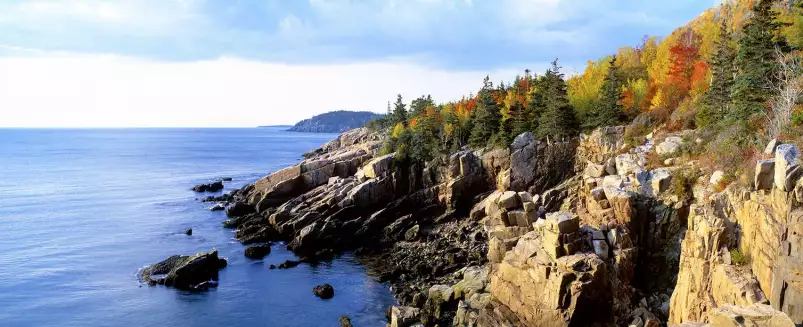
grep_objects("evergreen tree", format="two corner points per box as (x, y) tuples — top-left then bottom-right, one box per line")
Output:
(391, 94), (408, 127)
(409, 95), (434, 117)
(535, 59), (578, 140)
(591, 56), (624, 128)
(730, 0), (782, 122)
(469, 76), (501, 147)
(698, 19), (736, 127)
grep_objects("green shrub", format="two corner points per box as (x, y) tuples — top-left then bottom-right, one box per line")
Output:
(730, 249), (750, 266)
(670, 167), (699, 200)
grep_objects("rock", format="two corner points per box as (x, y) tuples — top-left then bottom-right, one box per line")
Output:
(603, 175), (625, 188)
(765, 139), (781, 155)
(404, 225), (420, 242)
(510, 132), (537, 191)
(796, 178), (803, 203)
(665, 158), (676, 166)
(652, 169), (672, 195)
(339, 316), (353, 327)
(452, 266), (489, 300)
(593, 239), (609, 260)
(544, 211), (579, 234)
(616, 154), (643, 176)
(755, 160), (776, 191)
(364, 153), (395, 179)
(141, 249), (228, 291)
(193, 181), (224, 192)
(657, 136), (684, 155)
(708, 304), (795, 327)
(390, 306), (420, 327)
(226, 202), (255, 217)
(630, 316), (644, 327)
(585, 161), (607, 178)
(518, 191), (533, 203)
(184, 228), (192, 236)
(210, 203), (225, 211)
(775, 144), (801, 191)
(497, 191), (520, 210)
(781, 165), (803, 192)
(244, 244), (271, 259)
(313, 284), (335, 299)
(710, 170), (725, 186)
(606, 157), (618, 175)
(428, 284), (455, 303)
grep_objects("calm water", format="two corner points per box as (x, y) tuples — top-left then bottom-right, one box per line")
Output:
(0, 128), (395, 327)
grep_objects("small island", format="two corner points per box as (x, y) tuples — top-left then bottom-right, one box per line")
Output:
(286, 110), (383, 133)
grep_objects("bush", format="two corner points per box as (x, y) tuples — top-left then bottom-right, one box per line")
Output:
(670, 167), (699, 200)
(730, 249), (750, 266)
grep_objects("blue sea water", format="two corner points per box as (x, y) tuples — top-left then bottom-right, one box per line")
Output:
(0, 128), (396, 327)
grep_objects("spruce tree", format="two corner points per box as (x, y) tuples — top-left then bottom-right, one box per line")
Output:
(730, 0), (781, 122)
(469, 76), (501, 147)
(536, 59), (578, 140)
(593, 56), (624, 128)
(699, 19), (736, 127)
(391, 94), (408, 127)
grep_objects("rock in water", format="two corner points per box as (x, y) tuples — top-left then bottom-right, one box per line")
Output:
(244, 244), (271, 259)
(313, 284), (335, 299)
(210, 203), (225, 211)
(184, 228), (192, 236)
(338, 316), (353, 327)
(141, 249), (227, 291)
(192, 181), (224, 192)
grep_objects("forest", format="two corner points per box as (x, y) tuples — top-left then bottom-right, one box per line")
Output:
(368, 0), (803, 180)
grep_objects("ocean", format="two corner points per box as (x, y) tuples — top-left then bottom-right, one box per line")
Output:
(0, 127), (395, 327)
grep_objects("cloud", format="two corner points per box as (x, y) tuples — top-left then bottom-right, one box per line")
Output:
(0, 0), (714, 69)
(0, 52), (541, 128)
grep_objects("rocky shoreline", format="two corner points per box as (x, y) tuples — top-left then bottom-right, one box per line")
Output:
(140, 126), (803, 327)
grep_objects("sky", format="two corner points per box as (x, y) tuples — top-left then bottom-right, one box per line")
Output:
(0, 0), (716, 127)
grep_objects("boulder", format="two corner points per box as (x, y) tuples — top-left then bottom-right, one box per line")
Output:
(339, 316), (353, 327)
(755, 160), (776, 191)
(141, 249), (228, 291)
(710, 171), (725, 186)
(775, 144), (801, 192)
(363, 153), (395, 179)
(797, 178), (803, 203)
(184, 228), (192, 236)
(765, 139), (781, 155)
(193, 181), (224, 192)
(313, 284), (335, 299)
(585, 161), (607, 178)
(390, 306), (421, 327)
(226, 202), (255, 217)
(429, 284), (455, 303)
(657, 136), (684, 155)
(652, 169), (672, 195)
(452, 266), (489, 300)
(210, 203), (225, 211)
(404, 225), (420, 242)
(510, 132), (537, 191)
(342, 177), (394, 208)
(244, 244), (271, 259)
(616, 154), (643, 176)
(707, 304), (795, 327)
(498, 191), (520, 210)
(593, 239), (610, 260)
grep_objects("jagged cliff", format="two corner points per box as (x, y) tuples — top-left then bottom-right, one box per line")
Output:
(212, 125), (803, 327)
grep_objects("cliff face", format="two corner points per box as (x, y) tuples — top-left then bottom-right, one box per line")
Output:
(219, 126), (803, 327)
(286, 111), (383, 133)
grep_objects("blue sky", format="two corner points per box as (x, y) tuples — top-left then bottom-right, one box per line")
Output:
(0, 0), (715, 127)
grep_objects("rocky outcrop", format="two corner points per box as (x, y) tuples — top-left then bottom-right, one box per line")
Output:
(313, 284), (335, 299)
(576, 126), (625, 171)
(141, 249), (228, 291)
(486, 211), (611, 326)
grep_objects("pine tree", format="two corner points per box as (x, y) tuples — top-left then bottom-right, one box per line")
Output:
(535, 59), (578, 140)
(591, 56), (624, 128)
(470, 76), (501, 147)
(698, 19), (736, 127)
(391, 94), (408, 127)
(730, 0), (782, 122)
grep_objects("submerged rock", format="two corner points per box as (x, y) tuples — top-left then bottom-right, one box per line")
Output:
(141, 249), (227, 291)
(338, 316), (353, 327)
(313, 284), (335, 299)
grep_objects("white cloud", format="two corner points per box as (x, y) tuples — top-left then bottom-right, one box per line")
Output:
(0, 52), (534, 127)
